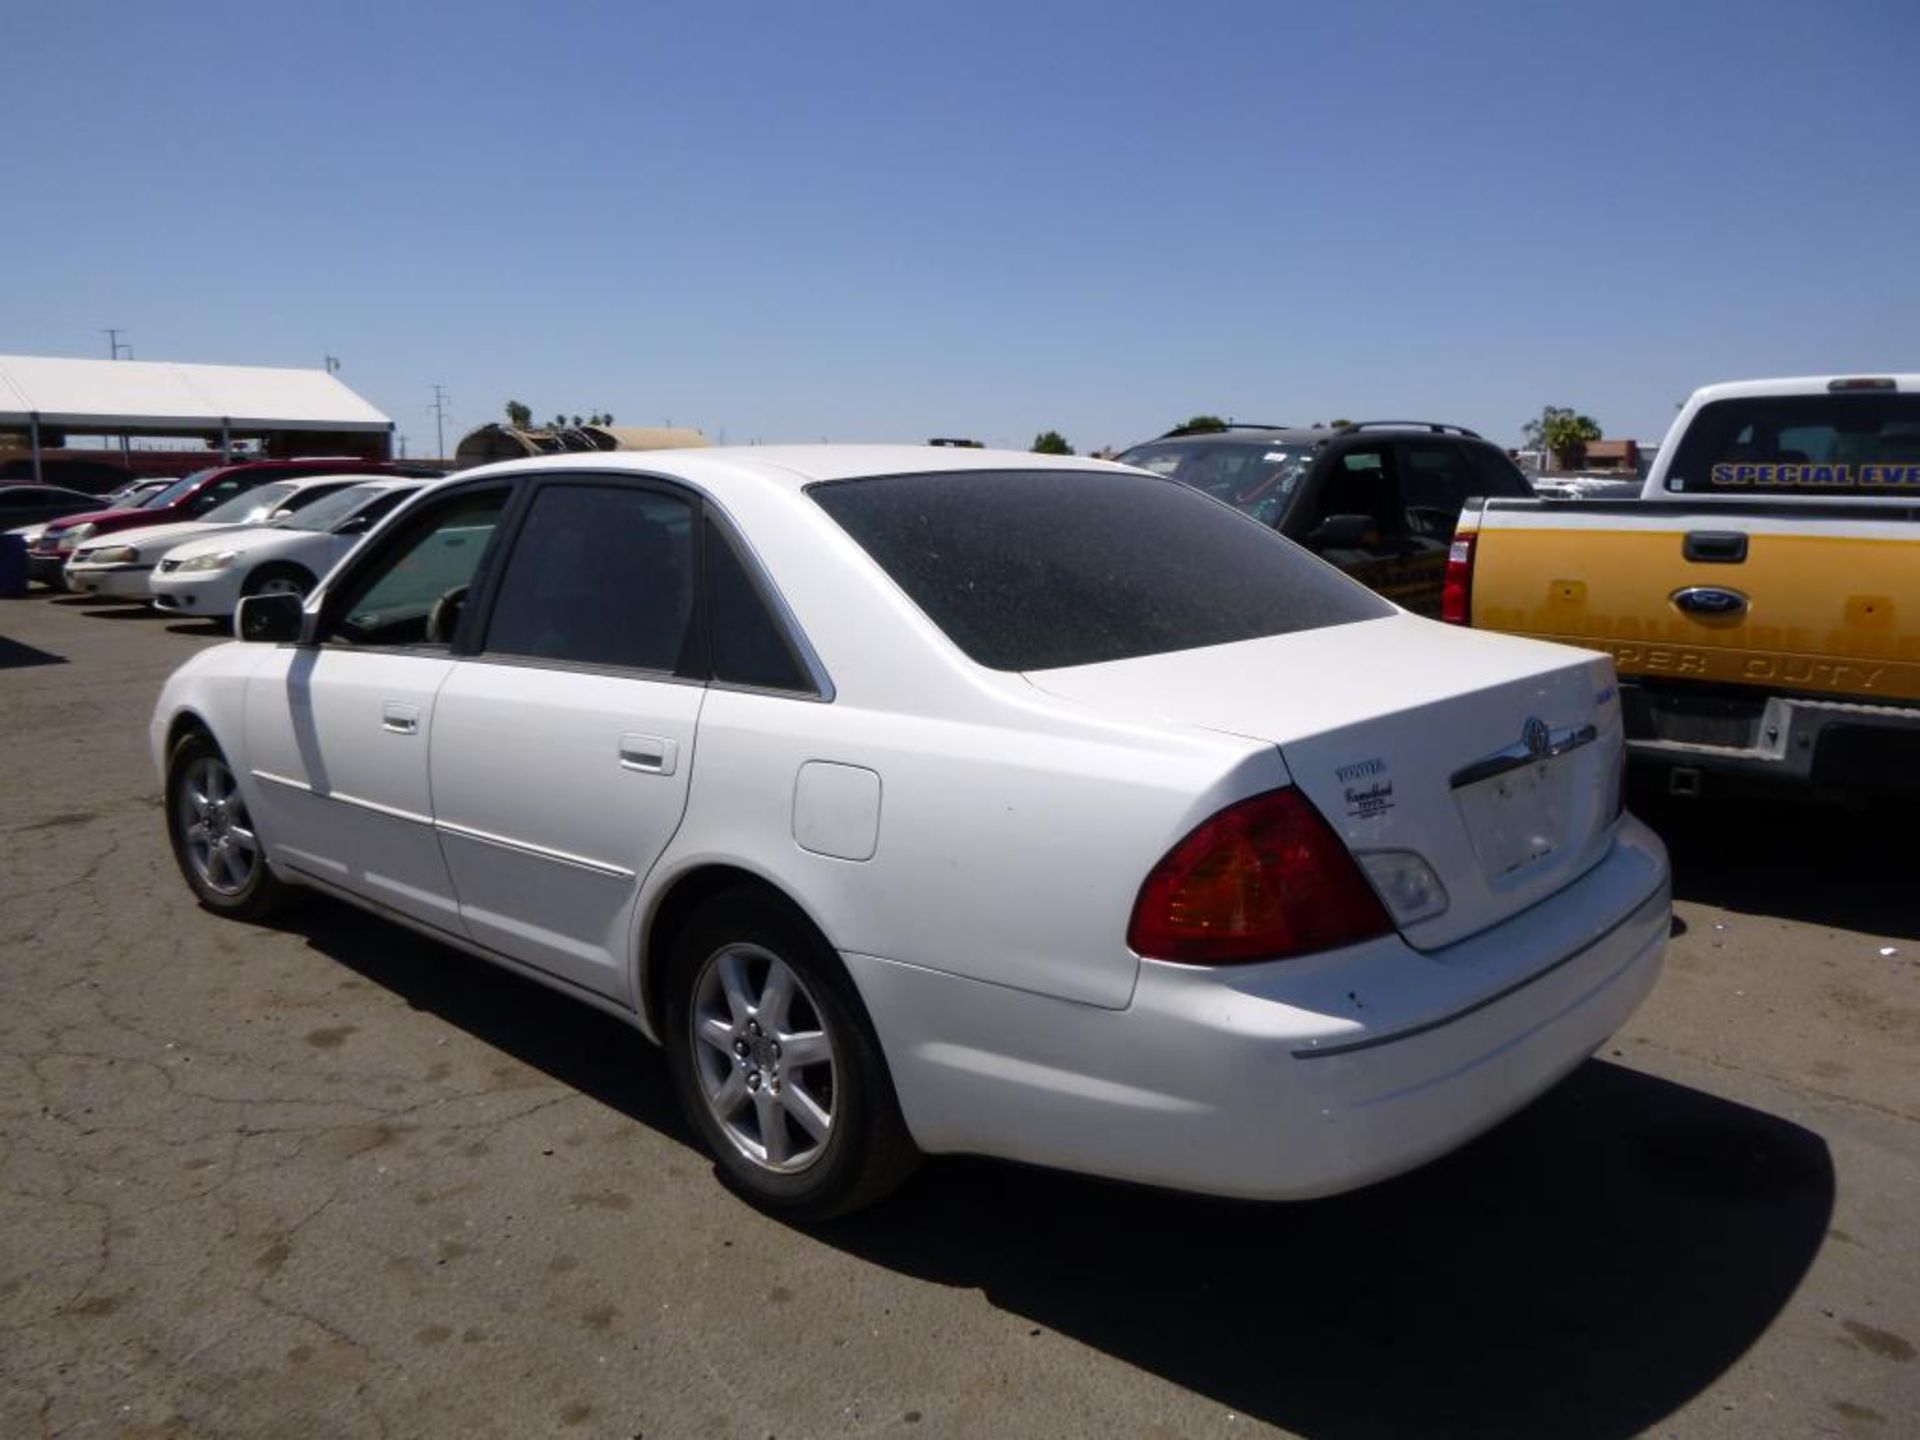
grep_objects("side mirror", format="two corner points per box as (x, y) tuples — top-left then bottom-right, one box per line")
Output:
(1306, 513), (1381, 549)
(235, 592), (305, 644)
(336, 514), (371, 535)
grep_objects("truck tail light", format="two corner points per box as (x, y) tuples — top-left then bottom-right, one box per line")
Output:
(1128, 788), (1392, 965)
(1441, 529), (1476, 625)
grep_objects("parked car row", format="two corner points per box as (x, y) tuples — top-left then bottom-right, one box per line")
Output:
(7, 457), (438, 612)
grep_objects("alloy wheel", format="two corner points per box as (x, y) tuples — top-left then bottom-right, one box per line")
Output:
(176, 755), (260, 896)
(689, 942), (838, 1173)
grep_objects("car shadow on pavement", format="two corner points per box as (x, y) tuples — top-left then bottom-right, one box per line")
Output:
(79, 604), (170, 620)
(825, 1063), (1832, 1440)
(0, 634), (68, 668)
(283, 895), (1833, 1440)
(164, 619), (232, 639)
(1639, 793), (1918, 940)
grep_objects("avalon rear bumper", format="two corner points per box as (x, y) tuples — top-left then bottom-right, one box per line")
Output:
(846, 816), (1669, 1201)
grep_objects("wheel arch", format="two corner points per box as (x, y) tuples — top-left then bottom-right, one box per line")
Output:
(637, 862), (847, 1042)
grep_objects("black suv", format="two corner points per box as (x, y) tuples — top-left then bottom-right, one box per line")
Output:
(1117, 421), (1534, 616)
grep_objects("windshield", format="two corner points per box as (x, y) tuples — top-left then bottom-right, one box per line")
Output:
(812, 469), (1391, 671)
(1117, 439), (1313, 525)
(283, 483), (392, 532)
(200, 481), (301, 525)
(147, 469), (219, 508)
(1665, 393), (1920, 494)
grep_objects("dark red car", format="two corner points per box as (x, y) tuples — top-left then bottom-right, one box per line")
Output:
(29, 458), (431, 588)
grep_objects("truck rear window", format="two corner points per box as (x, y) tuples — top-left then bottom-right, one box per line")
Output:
(811, 469), (1392, 672)
(1665, 394), (1920, 494)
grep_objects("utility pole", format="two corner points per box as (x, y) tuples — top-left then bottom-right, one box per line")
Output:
(430, 384), (451, 461)
(102, 330), (133, 467)
(324, 353), (341, 374)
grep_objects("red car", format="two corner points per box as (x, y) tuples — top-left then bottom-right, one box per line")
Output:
(29, 458), (429, 588)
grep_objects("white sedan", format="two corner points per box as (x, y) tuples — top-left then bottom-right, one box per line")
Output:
(150, 446), (1669, 1217)
(65, 474), (370, 600)
(151, 479), (424, 618)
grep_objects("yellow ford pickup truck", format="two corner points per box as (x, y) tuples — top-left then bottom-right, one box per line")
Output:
(1445, 374), (1920, 798)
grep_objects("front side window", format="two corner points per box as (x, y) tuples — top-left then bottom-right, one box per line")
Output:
(1666, 393), (1920, 493)
(812, 469), (1391, 672)
(1398, 444), (1477, 538)
(328, 489), (508, 647)
(482, 484), (697, 672)
(283, 483), (399, 532)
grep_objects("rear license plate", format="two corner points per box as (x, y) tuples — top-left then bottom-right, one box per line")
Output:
(1455, 760), (1567, 879)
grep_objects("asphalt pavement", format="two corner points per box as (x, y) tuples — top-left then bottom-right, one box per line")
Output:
(2, 593), (1915, 1440)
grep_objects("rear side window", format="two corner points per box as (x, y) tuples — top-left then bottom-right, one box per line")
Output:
(1467, 444), (1532, 496)
(705, 519), (814, 692)
(1397, 445), (1478, 539)
(1666, 394), (1920, 493)
(812, 469), (1392, 672)
(484, 484), (697, 672)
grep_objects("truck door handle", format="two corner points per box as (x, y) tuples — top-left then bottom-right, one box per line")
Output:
(1683, 531), (1748, 563)
(620, 734), (678, 776)
(381, 702), (420, 735)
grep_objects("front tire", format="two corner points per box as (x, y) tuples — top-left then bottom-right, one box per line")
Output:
(165, 730), (290, 920)
(241, 563), (316, 600)
(663, 888), (918, 1219)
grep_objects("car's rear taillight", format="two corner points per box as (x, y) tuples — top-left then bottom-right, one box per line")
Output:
(1440, 529), (1476, 624)
(1128, 788), (1392, 965)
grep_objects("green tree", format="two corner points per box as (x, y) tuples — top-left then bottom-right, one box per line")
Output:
(504, 399), (532, 429)
(1171, 414), (1229, 436)
(1522, 406), (1603, 467)
(1030, 430), (1074, 455)
(1330, 417), (1353, 429)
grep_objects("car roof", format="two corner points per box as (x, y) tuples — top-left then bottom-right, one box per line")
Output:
(269, 472), (405, 492)
(1686, 373), (1920, 404)
(1120, 423), (1490, 451)
(452, 444), (1137, 497)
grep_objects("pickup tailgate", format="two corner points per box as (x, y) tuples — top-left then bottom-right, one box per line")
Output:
(1469, 501), (1920, 704)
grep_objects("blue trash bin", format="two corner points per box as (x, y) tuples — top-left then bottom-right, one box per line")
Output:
(0, 533), (28, 598)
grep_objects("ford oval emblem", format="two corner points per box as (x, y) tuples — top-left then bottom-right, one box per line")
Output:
(1672, 586), (1748, 617)
(1522, 716), (1551, 757)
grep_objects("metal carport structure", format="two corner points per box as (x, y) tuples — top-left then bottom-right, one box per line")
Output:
(0, 354), (394, 482)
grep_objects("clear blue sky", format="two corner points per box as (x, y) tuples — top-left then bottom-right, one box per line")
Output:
(9, 0), (1916, 456)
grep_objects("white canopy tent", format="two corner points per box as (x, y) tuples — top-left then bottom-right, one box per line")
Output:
(0, 354), (393, 480)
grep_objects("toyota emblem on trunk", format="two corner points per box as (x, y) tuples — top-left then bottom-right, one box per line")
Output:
(1522, 716), (1551, 757)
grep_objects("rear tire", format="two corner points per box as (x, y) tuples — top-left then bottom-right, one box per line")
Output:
(165, 729), (290, 921)
(662, 887), (919, 1219)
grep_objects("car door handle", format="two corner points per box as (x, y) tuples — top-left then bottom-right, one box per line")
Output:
(382, 702), (420, 735)
(619, 733), (678, 776)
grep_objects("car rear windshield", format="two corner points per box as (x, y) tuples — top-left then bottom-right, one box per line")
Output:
(1665, 393), (1920, 494)
(810, 469), (1392, 671)
(1116, 439), (1314, 525)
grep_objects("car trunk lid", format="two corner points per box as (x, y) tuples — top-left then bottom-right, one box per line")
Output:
(1024, 614), (1623, 949)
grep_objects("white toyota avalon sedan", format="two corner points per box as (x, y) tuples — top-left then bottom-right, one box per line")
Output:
(151, 446), (1669, 1218)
